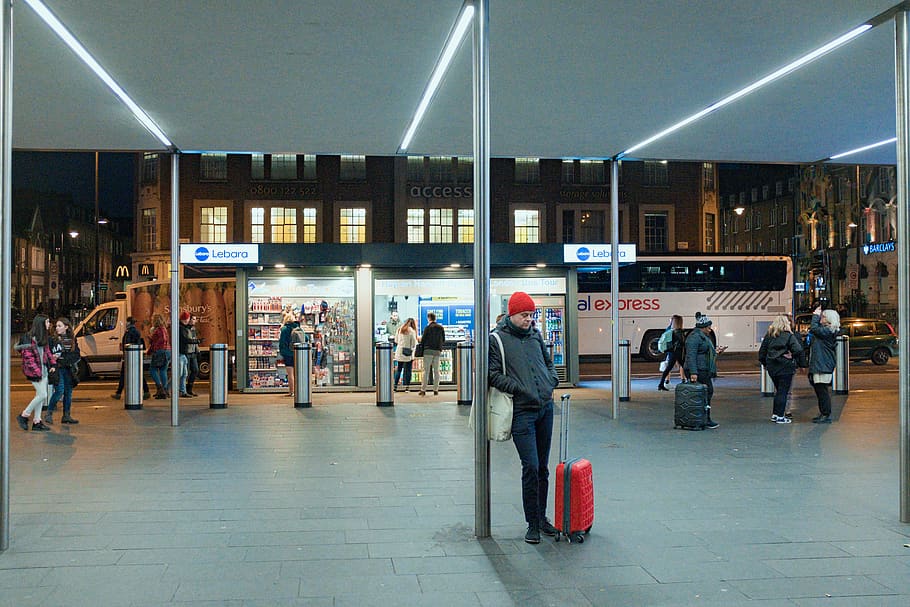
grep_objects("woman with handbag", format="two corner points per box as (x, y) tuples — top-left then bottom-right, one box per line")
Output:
(46, 317), (81, 425)
(758, 314), (804, 424)
(147, 313), (172, 399)
(393, 318), (418, 391)
(14, 314), (56, 431)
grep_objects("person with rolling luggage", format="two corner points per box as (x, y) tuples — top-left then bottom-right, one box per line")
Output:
(681, 314), (726, 429)
(554, 393), (594, 543)
(489, 291), (560, 544)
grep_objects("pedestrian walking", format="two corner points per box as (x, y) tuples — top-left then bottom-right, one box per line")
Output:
(148, 314), (171, 399)
(111, 316), (151, 400)
(657, 314), (686, 390)
(45, 317), (81, 424)
(14, 315), (56, 431)
(807, 305), (840, 423)
(758, 314), (804, 424)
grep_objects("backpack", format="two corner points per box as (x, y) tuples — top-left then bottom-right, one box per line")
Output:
(657, 328), (673, 353)
(290, 327), (308, 345)
(20, 337), (44, 381)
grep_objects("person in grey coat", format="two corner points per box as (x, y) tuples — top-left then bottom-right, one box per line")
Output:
(684, 314), (727, 429)
(489, 291), (559, 545)
(807, 306), (840, 423)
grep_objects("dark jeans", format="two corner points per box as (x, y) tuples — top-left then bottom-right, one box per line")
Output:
(47, 367), (74, 416)
(181, 353), (200, 393)
(695, 372), (714, 408)
(511, 401), (554, 525)
(659, 352), (681, 384)
(770, 372), (794, 417)
(812, 378), (832, 416)
(394, 360), (413, 386)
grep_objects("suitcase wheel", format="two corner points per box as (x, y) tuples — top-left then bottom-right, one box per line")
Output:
(568, 532), (584, 543)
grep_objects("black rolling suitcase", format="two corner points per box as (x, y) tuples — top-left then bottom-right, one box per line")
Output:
(674, 381), (708, 430)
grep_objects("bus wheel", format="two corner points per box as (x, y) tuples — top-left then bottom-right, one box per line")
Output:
(641, 330), (664, 362)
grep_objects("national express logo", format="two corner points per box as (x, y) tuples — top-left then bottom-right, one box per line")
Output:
(194, 246), (210, 262)
(575, 247), (591, 261)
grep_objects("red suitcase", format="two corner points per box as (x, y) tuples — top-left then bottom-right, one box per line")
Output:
(554, 393), (594, 543)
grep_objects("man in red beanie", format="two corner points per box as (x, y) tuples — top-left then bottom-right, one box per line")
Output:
(489, 291), (559, 544)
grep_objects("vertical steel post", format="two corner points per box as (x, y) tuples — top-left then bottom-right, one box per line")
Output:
(209, 344), (229, 409)
(610, 159), (620, 419)
(293, 342), (312, 408)
(760, 365), (775, 397)
(456, 341), (473, 406)
(375, 342), (394, 407)
(472, 0), (491, 539)
(616, 340), (631, 402)
(0, 0), (12, 553)
(124, 344), (144, 410)
(894, 10), (910, 523)
(170, 152), (180, 426)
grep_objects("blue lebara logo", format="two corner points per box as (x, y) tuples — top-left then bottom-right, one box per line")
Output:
(576, 247), (591, 261)
(194, 246), (210, 262)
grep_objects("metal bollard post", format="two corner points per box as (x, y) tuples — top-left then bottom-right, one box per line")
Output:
(293, 342), (312, 408)
(375, 342), (394, 407)
(760, 365), (774, 397)
(616, 339), (631, 402)
(546, 341), (554, 366)
(124, 344), (144, 410)
(456, 341), (473, 406)
(209, 344), (228, 409)
(833, 334), (849, 395)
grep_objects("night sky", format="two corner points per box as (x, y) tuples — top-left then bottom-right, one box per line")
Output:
(12, 151), (136, 219)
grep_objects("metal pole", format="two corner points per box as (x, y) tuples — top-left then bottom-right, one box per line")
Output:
(0, 0), (12, 553)
(456, 341), (473, 406)
(610, 159), (620, 419)
(94, 151), (100, 306)
(472, 0), (491, 539)
(894, 9), (910, 523)
(170, 152), (180, 426)
(375, 342), (394, 407)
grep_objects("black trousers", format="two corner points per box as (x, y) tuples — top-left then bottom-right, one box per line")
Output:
(812, 379), (832, 416)
(770, 372), (794, 417)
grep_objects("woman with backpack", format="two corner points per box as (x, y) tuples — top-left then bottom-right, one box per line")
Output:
(14, 314), (57, 431)
(45, 317), (81, 425)
(657, 314), (686, 390)
(758, 314), (804, 424)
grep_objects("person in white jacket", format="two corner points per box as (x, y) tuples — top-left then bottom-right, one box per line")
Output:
(393, 318), (419, 391)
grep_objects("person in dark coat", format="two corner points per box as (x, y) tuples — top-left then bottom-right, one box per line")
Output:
(684, 314), (726, 429)
(418, 312), (446, 396)
(758, 314), (804, 424)
(807, 306), (840, 423)
(112, 316), (151, 400)
(278, 311), (300, 397)
(489, 291), (559, 544)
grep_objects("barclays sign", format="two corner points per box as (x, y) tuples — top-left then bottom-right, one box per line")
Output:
(563, 243), (637, 264)
(180, 243), (259, 265)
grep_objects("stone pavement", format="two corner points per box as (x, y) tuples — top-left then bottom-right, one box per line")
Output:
(2, 373), (909, 606)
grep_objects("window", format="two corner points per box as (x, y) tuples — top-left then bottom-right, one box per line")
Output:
(705, 213), (715, 252)
(788, 178), (796, 192)
(270, 207), (297, 243)
(83, 307), (119, 335)
(577, 210), (605, 242)
(200, 206), (228, 242)
(770, 238), (776, 252)
(141, 153), (159, 186)
(407, 209), (424, 243)
(739, 191), (745, 205)
(703, 163), (715, 190)
(729, 194), (736, 206)
(339, 207), (367, 243)
(768, 205), (776, 227)
(744, 213), (751, 231)
(271, 154), (297, 180)
(644, 161), (668, 186)
(776, 181), (783, 196)
(141, 208), (157, 251)
(753, 208), (761, 230)
(251, 154), (265, 180)
(302, 155), (317, 181)
(429, 156), (455, 183)
(643, 212), (668, 251)
(340, 155), (366, 181)
(457, 209), (474, 243)
(514, 158), (540, 184)
(407, 156), (424, 182)
(429, 208), (453, 243)
(300, 208), (317, 243)
(251, 207), (265, 243)
(762, 185), (769, 200)
(562, 160), (575, 184)
(579, 160), (606, 185)
(576, 261), (790, 294)
(200, 153), (227, 180)
(751, 188), (758, 202)
(780, 205), (788, 225)
(514, 209), (540, 243)
(783, 237), (790, 253)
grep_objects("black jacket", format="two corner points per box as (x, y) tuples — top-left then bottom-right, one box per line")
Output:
(488, 318), (558, 412)
(758, 331), (802, 377)
(420, 321), (446, 351)
(808, 314), (839, 374)
(178, 322), (200, 355)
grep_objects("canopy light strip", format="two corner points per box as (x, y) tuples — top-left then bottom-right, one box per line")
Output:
(399, 3), (474, 151)
(620, 23), (872, 157)
(828, 137), (897, 160)
(23, 0), (172, 148)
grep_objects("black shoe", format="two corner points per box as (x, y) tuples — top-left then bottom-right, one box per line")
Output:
(657, 385), (669, 391)
(17, 415), (29, 431)
(812, 414), (832, 424)
(188, 391), (198, 397)
(524, 525), (541, 544)
(31, 421), (50, 432)
(540, 519), (559, 537)
(110, 393), (121, 400)
(45, 413), (53, 425)
(705, 420), (719, 429)
(61, 415), (79, 424)
(179, 392), (191, 398)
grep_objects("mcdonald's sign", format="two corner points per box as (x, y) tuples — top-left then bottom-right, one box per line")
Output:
(115, 265), (130, 278)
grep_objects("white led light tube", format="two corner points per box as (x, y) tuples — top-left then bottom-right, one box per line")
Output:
(829, 137), (896, 160)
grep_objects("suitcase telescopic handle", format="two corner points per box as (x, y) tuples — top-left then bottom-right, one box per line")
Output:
(559, 393), (571, 463)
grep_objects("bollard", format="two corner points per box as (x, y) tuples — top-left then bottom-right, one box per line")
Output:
(833, 334), (849, 395)
(124, 344), (144, 410)
(375, 342), (394, 407)
(546, 341), (555, 366)
(456, 341), (473, 406)
(293, 342), (312, 408)
(209, 344), (228, 409)
(760, 365), (774, 397)
(616, 339), (631, 402)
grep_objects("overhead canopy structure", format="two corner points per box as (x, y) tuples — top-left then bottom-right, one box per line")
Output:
(12, 0), (902, 164)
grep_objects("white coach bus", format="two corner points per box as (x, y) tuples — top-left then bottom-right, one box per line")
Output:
(577, 255), (793, 361)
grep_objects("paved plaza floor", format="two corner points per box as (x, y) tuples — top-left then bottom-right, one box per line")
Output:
(2, 373), (909, 606)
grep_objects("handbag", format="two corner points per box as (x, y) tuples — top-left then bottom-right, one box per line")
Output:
(469, 332), (514, 442)
(47, 367), (60, 386)
(414, 342), (424, 357)
(659, 359), (669, 373)
(400, 347), (413, 357)
(151, 350), (168, 369)
(69, 361), (82, 386)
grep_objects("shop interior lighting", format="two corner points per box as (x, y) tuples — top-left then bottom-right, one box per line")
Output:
(23, 0), (173, 148)
(828, 137), (897, 160)
(620, 23), (872, 158)
(399, 3), (474, 151)
(274, 263), (286, 269)
(535, 263), (547, 268)
(450, 263), (461, 268)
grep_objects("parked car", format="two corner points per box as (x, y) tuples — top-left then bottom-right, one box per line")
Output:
(839, 317), (898, 365)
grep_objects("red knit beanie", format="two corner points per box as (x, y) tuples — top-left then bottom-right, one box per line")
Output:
(508, 291), (536, 316)
(180, 311), (191, 322)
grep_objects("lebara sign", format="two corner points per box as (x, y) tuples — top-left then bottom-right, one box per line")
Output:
(563, 244), (637, 264)
(179, 243), (259, 265)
